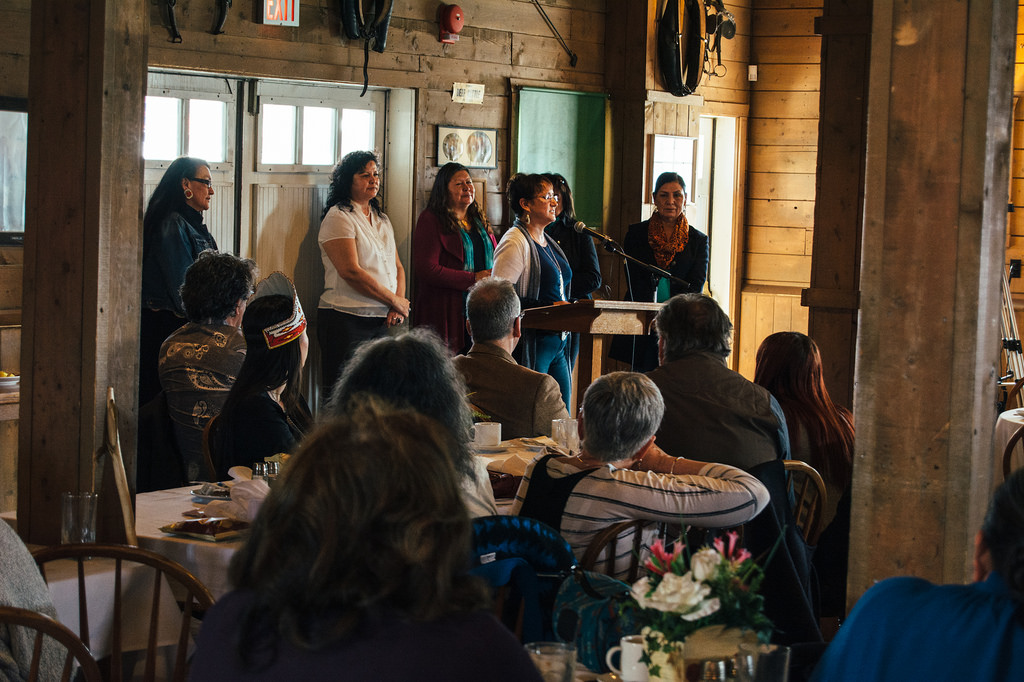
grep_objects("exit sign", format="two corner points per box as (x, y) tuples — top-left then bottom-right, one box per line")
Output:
(263, 0), (299, 26)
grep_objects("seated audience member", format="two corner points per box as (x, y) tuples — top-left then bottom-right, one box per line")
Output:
(328, 328), (498, 517)
(512, 371), (770, 578)
(754, 331), (854, 527)
(190, 402), (542, 682)
(158, 250), (257, 480)
(649, 293), (790, 469)
(811, 467), (1024, 682)
(0, 523), (64, 680)
(209, 273), (312, 478)
(453, 278), (568, 439)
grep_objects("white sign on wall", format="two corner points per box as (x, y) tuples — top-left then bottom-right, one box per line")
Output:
(263, 0), (299, 26)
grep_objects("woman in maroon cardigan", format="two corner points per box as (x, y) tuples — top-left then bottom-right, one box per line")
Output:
(412, 163), (496, 354)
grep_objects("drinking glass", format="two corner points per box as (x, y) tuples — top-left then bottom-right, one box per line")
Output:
(524, 641), (576, 682)
(60, 492), (98, 544)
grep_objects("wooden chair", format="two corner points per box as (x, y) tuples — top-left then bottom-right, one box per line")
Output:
(31, 543), (215, 682)
(1002, 422), (1024, 481)
(579, 519), (657, 583)
(1005, 376), (1024, 411)
(201, 414), (219, 481)
(783, 460), (828, 545)
(0, 605), (103, 682)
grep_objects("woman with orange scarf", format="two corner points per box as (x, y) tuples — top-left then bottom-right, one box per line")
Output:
(617, 171), (708, 371)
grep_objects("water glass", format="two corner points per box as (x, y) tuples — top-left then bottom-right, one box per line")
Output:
(524, 641), (576, 682)
(551, 418), (579, 455)
(60, 492), (98, 544)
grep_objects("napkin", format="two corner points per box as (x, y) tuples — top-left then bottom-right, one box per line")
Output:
(204, 479), (270, 522)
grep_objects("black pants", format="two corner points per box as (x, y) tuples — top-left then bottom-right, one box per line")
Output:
(317, 308), (387, 403)
(139, 308), (185, 408)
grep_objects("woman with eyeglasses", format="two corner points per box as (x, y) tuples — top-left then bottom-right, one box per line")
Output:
(492, 173), (573, 409)
(140, 156), (219, 407)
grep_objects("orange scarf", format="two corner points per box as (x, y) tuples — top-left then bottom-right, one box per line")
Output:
(648, 212), (690, 269)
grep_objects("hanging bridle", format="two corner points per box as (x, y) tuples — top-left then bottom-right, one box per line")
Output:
(341, 0), (396, 97)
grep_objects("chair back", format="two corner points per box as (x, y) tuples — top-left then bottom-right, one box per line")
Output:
(201, 414), (219, 481)
(1003, 422), (1024, 481)
(469, 515), (577, 642)
(1005, 377), (1024, 411)
(31, 543), (215, 682)
(0, 605), (103, 682)
(578, 519), (652, 583)
(784, 460), (828, 546)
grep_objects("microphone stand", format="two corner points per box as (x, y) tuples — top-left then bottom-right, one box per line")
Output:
(599, 238), (690, 291)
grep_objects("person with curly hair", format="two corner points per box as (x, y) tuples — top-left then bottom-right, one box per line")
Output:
(317, 150), (408, 398)
(190, 401), (541, 681)
(412, 162), (495, 353)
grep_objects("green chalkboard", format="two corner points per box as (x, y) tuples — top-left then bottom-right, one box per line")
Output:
(516, 87), (607, 228)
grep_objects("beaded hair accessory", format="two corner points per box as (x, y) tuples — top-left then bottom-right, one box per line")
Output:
(252, 272), (307, 349)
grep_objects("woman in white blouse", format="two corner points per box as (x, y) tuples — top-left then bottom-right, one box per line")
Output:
(317, 151), (409, 397)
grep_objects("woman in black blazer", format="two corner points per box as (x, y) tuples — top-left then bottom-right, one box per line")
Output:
(616, 171), (708, 372)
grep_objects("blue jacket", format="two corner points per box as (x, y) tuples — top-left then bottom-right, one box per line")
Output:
(141, 206), (217, 316)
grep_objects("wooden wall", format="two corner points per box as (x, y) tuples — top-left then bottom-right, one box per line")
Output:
(1008, 2), (1024, 326)
(737, 0), (822, 377)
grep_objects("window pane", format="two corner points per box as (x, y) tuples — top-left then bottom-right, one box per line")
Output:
(188, 99), (226, 163)
(0, 111), (27, 233)
(339, 109), (375, 158)
(143, 96), (181, 160)
(302, 106), (336, 165)
(261, 104), (297, 164)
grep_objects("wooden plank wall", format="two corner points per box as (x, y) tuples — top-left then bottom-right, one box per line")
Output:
(1008, 1), (1024, 338)
(738, 0), (822, 378)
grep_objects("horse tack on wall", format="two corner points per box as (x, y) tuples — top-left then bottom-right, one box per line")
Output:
(341, 0), (396, 97)
(163, 0), (237, 43)
(657, 0), (737, 97)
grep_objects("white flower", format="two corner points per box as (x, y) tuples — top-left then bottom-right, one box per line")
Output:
(681, 596), (721, 621)
(690, 548), (722, 582)
(631, 571), (712, 613)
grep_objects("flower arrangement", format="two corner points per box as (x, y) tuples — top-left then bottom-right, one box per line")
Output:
(627, 531), (773, 675)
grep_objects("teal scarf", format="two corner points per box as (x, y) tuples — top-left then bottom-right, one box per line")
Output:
(458, 218), (494, 271)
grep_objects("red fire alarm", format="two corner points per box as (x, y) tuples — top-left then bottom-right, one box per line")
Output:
(438, 4), (464, 44)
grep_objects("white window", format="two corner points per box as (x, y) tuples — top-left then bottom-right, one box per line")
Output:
(143, 95), (228, 163)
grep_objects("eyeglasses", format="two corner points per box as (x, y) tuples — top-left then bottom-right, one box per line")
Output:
(535, 193), (556, 202)
(188, 177), (213, 187)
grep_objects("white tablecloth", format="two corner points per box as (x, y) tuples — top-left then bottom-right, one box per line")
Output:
(995, 409), (1024, 488)
(135, 487), (243, 600)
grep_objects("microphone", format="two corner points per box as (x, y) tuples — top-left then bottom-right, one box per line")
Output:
(572, 220), (615, 243)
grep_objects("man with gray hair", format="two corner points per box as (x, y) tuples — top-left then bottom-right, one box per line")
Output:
(512, 371), (769, 577)
(453, 277), (567, 439)
(649, 293), (790, 470)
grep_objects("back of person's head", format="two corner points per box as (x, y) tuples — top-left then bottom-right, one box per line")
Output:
(466, 277), (520, 343)
(223, 295), (304, 409)
(754, 332), (820, 398)
(229, 400), (488, 660)
(582, 372), (665, 462)
(506, 173), (550, 219)
(143, 156), (210, 230)
(544, 172), (575, 219)
(982, 467), (1024, 617)
(328, 328), (475, 478)
(655, 293), (732, 362)
(322, 150), (380, 218)
(180, 250), (257, 324)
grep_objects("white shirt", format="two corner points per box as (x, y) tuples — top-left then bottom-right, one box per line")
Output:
(317, 205), (398, 317)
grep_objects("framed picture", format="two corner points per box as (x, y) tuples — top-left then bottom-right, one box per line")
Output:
(437, 125), (498, 168)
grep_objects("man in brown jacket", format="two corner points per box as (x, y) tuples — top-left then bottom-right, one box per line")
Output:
(453, 278), (568, 439)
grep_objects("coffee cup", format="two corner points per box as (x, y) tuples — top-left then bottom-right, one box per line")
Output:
(606, 634), (648, 681)
(473, 421), (501, 447)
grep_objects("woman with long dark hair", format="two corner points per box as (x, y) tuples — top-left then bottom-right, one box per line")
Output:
(317, 150), (408, 397)
(613, 171), (708, 372)
(754, 331), (854, 526)
(492, 173), (573, 408)
(209, 274), (312, 479)
(140, 156), (218, 406)
(190, 401), (541, 681)
(412, 162), (495, 353)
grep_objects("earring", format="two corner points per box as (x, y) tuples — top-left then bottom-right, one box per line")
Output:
(184, 188), (194, 200)
(523, 212), (531, 225)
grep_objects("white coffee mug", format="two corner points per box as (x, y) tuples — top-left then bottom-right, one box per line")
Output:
(606, 634), (648, 682)
(473, 421), (501, 447)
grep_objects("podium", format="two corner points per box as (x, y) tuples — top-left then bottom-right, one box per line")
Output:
(521, 300), (663, 412)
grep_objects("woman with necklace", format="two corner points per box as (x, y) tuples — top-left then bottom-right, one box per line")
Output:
(492, 173), (573, 409)
(615, 171), (708, 372)
(317, 150), (409, 398)
(209, 273), (312, 479)
(412, 162), (495, 354)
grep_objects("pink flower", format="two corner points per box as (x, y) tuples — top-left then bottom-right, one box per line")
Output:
(644, 539), (684, 576)
(713, 531), (751, 566)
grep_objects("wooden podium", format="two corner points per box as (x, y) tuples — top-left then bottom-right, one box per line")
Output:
(521, 300), (663, 412)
